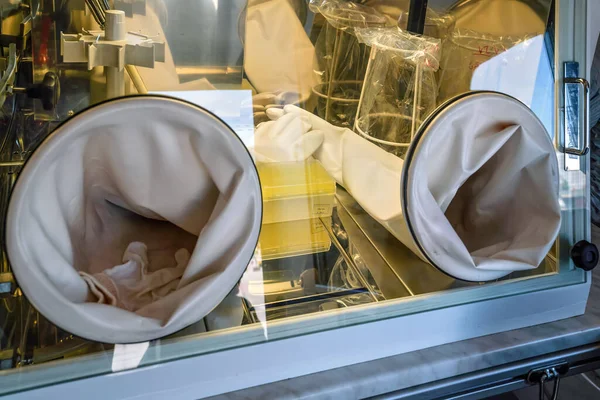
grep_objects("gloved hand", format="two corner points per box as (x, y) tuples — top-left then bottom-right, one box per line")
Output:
(253, 112), (324, 163)
(265, 105), (346, 183)
(80, 242), (190, 312)
(265, 105), (405, 236)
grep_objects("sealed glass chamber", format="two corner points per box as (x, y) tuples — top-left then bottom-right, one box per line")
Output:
(0, 0), (594, 398)
(310, 0), (392, 128)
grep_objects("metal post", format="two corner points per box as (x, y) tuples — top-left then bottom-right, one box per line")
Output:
(406, 0), (428, 35)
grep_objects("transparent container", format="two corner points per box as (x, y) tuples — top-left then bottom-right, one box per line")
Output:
(354, 28), (441, 157)
(310, 0), (391, 128)
(437, 28), (533, 103)
(258, 217), (332, 261)
(259, 159), (336, 224)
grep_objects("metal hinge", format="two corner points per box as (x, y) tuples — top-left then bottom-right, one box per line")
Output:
(527, 361), (569, 400)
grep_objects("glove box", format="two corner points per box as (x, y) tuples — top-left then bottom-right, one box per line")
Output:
(0, 0), (597, 398)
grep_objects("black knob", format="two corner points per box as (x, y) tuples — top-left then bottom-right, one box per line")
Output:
(26, 72), (60, 111)
(571, 240), (599, 271)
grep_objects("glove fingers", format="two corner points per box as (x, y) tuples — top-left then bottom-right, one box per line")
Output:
(267, 113), (300, 140)
(254, 120), (275, 141)
(292, 130), (325, 160)
(266, 107), (285, 121)
(279, 115), (312, 143)
(282, 104), (312, 117)
(282, 105), (334, 132)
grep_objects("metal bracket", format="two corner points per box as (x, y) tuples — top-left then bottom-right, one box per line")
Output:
(527, 361), (569, 400)
(0, 3), (32, 51)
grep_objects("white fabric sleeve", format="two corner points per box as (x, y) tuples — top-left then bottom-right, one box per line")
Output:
(269, 98), (560, 282)
(6, 97), (262, 343)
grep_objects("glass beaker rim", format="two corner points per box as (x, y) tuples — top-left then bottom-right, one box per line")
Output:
(355, 113), (417, 147)
(312, 81), (363, 103)
(448, 35), (509, 53)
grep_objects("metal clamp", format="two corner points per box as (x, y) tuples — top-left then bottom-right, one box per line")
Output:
(539, 367), (560, 400)
(527, 362), (569, 400)
(563, 62), (590, 156)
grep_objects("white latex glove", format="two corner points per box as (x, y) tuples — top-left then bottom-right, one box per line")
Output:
(253, 112), (324, 163)
(80, 242), (190, 312)
(266, 106), (407, 242)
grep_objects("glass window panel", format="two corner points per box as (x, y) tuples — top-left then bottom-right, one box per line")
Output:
(0, 0), (589, 394)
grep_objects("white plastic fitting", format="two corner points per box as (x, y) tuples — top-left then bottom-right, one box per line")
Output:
(105, 10), (127, 41)
(61, 9), (164, 99)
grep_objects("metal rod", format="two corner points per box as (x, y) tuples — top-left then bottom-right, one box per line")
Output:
(354, 46), (376, 135)
(85, 0), (105, 27)
(410, 62), (422, 140)
(0, 161), (24, 167)
(320, 217), (380, 302)
(248, 288), (370, 311)
(325, 28), (343, 122)
(126, 65), (148, 94)
(406, 0), (428, 35)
